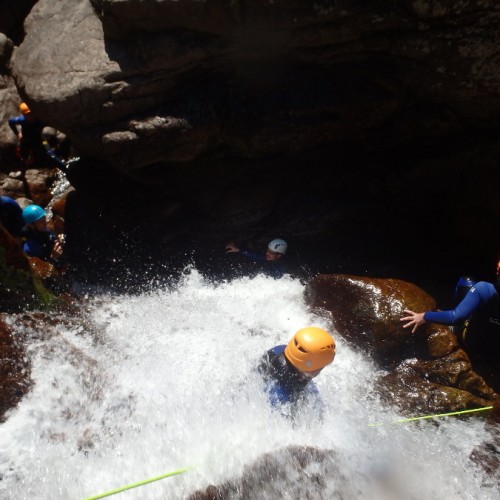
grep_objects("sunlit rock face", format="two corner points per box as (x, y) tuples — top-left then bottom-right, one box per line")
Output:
(305, 274), (498, 413)
(11, 0), (500, 171)
(4, 0), (500, 278)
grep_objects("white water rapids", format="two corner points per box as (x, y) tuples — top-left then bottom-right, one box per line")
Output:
(0, 270), (497, 499)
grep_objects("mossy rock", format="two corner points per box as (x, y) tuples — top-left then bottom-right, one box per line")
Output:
(0, 224), (59, 312)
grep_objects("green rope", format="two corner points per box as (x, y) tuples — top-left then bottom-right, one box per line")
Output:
(369, 405), (494, 427)
(83, 466), (191, 500)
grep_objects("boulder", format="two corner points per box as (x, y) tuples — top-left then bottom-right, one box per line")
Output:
(10, 0), (500, 171)
(188, 446), (348, 500)
(305, 274), (497, 412)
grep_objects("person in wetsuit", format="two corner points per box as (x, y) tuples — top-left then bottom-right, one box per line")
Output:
(225, 238), (288, 278)
(22, 204), (64, 268)
(258, 327), (336, 415)
(0, 196), (24, 240)
(8, 102), (65, 169)
(400, 259), (500, 358)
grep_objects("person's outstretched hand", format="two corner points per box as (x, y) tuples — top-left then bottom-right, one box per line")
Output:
(225, 242), (240, 253)
(50, 239), (64, 261)
(400, 309), (426, 333)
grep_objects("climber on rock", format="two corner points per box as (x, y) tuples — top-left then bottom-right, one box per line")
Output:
(8, 102), (65, 170)
(401, 257), (500, 359)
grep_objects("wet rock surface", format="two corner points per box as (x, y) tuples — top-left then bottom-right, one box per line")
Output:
(305, 274), (498, 412)
(0, 315), (29, 423)
(0, 221), (58, 312)
(188, 446), (347, 500)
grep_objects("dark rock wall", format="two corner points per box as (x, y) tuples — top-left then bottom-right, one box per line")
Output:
(1, 0), (499, 286)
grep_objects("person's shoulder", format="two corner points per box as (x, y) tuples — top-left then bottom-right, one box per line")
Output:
(269, 344), (286, 356)
(472, 281), (497, 299)
(473, 281), (495, 291)
(8, 114), (23, 123)
(0, 196), (21, 208)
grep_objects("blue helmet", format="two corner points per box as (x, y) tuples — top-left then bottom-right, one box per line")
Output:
(22, 205), (46, 224)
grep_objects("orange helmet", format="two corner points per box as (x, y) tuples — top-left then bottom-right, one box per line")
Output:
(284, 327), (336, 372)
(19, 102), (31, 115)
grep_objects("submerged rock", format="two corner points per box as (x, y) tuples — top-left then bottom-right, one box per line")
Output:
(188, 445), (347, 500)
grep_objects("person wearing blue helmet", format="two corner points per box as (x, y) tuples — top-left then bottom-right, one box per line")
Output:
(0, 196), (24, 240)
(225, 238), (288, 278)
(22, 205), (64, 266)
(401, 258), (500, 359)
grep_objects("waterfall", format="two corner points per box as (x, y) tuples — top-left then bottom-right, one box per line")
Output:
(0, 270), (496, 499)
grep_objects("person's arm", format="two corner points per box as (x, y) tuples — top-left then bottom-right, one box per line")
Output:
(50, 238), (64, 264)
(240, 249), (267, 262)
(225, 241), (267, 262)
(8, 116), (22, 140)
(23, 238), (44, 259)
(401, 285), (486, 332)
(424, 289), (481, 324)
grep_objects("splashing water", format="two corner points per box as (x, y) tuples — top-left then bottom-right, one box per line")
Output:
(0, 270), (497, 499)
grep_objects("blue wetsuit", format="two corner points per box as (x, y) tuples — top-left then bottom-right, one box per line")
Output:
(22, 228), (60, 266)
(425, 282), (500, 358)
(0, 196), (24, 237)
(240, 250), (286, 278)
(258, 345), (323, 415)
(424, 282), (498, 324)
(8, 115), (64, 168)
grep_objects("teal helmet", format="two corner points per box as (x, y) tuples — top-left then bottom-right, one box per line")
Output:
(22, 205), (46, 224)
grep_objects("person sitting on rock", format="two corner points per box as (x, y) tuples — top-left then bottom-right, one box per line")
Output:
(400, 257), (500, 359)
(258, 327), (336, 417)
(225, 238), (288, 278)
(0, 196), (24, 242)
(22, 204), (64, 268)
(8, 102), (65, 169)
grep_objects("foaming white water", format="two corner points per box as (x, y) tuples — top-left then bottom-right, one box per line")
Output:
(0, 270), (497, 499)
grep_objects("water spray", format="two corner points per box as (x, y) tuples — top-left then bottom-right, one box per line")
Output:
(369, 406), (494, 427)
(83, 466), (191, 500)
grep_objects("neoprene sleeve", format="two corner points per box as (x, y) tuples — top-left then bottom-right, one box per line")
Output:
(424, 282), (497, 324)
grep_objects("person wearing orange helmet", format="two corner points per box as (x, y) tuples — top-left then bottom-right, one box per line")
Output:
(8, 102), (65, 169)
(258, 326), (336, 412)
